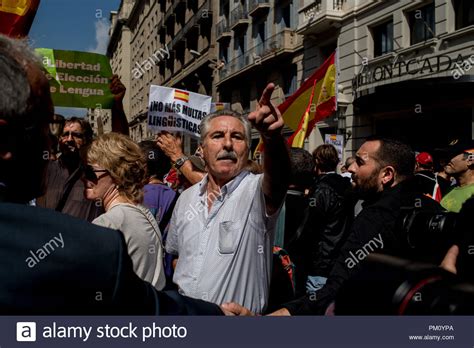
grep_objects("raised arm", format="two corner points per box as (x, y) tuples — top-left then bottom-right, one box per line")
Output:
(110, 74), (130, 136)
(156, 132), (205, 185)
(248, 83), (290, 215)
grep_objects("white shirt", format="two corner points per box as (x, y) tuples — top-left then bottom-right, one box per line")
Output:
(93, 203), (166, 290)
(166, 171), (280, 314)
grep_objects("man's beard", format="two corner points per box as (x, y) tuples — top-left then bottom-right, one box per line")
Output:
(352, 170), (380, 200)
(60, 141), (79, 155)
(59, 143), (81, 169)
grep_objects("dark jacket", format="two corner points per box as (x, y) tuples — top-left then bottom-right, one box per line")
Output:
(414, 170), (437, 197)
(36, 158), (103, 222)
(305, 173), (353, 277)
(283, 178), (444, 315)
(0, 202), (222, 315)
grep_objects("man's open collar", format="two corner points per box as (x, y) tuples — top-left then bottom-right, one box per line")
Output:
(199, 170), (250, 199)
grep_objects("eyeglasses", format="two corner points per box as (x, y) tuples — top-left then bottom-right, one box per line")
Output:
(463, 152), (474, 160)
(60, 131), (84, 139)
(83, 164), (109, 181)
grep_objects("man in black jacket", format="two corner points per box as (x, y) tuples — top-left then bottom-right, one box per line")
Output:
(222, 137), (443, 316)
(304, 145), (353, 295)
(0, 34), (221, 315)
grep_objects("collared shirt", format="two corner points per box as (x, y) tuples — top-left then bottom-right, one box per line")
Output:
(166, 170), (279, 314)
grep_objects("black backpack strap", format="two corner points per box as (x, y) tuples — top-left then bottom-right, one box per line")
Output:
(159, 190), (180, 232)
(55, 166), (82, 212)
(287, 204), (310, 246)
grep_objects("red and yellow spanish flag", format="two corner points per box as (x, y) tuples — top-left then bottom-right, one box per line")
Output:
(0, 0), (41, 38)
(174, 89), (190, 103)
(281, 51), (337, 148)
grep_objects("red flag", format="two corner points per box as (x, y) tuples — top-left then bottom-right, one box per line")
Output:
(287, 78), (318, 148)
(0, 0), (41, 38)
(279, 51), (337, 145)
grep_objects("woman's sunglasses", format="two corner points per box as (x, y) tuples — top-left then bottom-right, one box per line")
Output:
(82, 164), (109, 181)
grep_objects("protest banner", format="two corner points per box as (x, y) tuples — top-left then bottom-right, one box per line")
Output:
(35, 48), (114, 109)
(325, 134), (344, 160)
(148, 85), (211, 138)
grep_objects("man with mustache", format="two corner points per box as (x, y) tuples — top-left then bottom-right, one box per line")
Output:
(165, 85), (291, 314)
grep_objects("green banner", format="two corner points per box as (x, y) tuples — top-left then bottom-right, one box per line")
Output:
(35, 48), (114, 109)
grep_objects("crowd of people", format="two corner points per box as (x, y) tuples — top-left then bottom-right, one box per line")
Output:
(1, 34), (473, 315)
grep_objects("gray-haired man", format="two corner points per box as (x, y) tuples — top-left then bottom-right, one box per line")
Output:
(166, 84), (291, 314)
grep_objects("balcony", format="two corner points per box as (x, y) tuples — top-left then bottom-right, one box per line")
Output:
(164, 0), (186, 23)
(230, 4), (250, 30)
(170, 3), (207, 50)
(216, 18), (232, 41)
(249, 0), (270, 17)
(219, 29), (301, 82)
(298, 0), (345, 34)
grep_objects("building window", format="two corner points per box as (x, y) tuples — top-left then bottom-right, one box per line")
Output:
(454, 0), (474, 29)
(282, 64), (297, 98)
(240, 86), (250, 113)
(219, 42), (229, 63)
(253, 20), (266, 56)
(282, 4), (291, 28)
(275, 3), (292, 30)
(220, 0), (230, 18)
(408, 2), (435, 45)
(320, 43), (337, 62)
(372, 20), (393, 57)
(234, 32), (247, 68)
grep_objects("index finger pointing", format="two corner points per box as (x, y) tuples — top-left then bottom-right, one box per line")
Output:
(258, 82), (275, 107)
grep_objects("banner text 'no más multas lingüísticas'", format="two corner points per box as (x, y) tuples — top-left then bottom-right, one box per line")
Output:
(147, 85), (211, 138)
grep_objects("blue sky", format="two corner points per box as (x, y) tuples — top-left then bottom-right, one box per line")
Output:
(30, 0), (121, 117)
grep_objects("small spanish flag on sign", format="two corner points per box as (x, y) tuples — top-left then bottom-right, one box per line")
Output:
(0, 0), (41, 38)
(214, 102), (225, 111)
(174, 89), (190, 103)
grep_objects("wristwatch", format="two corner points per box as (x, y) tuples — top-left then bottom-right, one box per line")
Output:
(173, 156), (189, 169)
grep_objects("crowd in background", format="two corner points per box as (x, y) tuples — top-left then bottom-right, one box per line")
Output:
(1, 34), (473, 315)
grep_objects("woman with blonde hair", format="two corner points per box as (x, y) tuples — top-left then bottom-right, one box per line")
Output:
(82, 132), (165, 290)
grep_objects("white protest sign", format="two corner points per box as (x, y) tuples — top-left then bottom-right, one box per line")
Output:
(324, 134), (344, 160)
(148, 85), (211, 137)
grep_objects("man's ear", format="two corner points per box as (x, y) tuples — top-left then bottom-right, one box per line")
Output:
(0, 150), (12, 160)
(0, 119), (13, 160)
(467, 153), (474, 168)
(381, 165), (395, 185)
